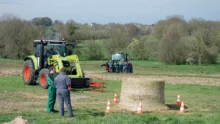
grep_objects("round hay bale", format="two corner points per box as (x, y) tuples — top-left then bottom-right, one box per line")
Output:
(3, 116), (28, 124)
(118, 76), (168, 112)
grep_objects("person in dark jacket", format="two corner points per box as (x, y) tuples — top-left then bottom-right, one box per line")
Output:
(108, 60), (113, 72)
(46, 66), (57, 113)
(123, 61), (128, 72)
(54, 68), (74, 118)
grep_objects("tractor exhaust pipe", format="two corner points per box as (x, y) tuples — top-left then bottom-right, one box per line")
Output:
(125, 53), (128, 62)
(39, 40), (44, 69)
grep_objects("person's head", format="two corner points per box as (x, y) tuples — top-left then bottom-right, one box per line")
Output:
(60, 68), (66, 74)
(49, 66), (55, 73)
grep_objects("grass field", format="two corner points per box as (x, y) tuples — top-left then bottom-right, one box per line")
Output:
(0, 76), (220, 124)
(1, 58), (220, 76)
(80, 60), (220, 77)
(1, 59), (220, 123)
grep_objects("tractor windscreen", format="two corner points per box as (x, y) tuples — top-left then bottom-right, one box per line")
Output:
(112, 53), (125, 60)
(44, 44), (66, 57)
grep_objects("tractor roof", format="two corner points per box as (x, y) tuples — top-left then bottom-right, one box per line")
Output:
(34, 40), (66, 43)
(113, 52), (124, 55)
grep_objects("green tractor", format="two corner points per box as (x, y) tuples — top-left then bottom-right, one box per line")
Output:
(101, 53), (133, 73)
(22, 33), (90, 89)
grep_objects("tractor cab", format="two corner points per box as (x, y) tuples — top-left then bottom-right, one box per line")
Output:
(112, 53), (125, 61)
(33, 33), (71, 70)
(33, 40), (67, 57)
(112, 53), (128, 62)
(33, 33), (68, 58)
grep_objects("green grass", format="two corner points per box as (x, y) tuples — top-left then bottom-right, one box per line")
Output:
(131, 60), (220, 76)
(79, 60), (220, 77)
(0, 58), (23, 63)
(1, 58), (220, 76)
(1, 58), (220, 77)
(0, 58), (23, 69)
(0, 76), (220, 124)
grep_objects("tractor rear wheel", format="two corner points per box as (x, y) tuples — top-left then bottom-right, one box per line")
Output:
(39, 69), (49, 89)
(22, 60), (36, 85)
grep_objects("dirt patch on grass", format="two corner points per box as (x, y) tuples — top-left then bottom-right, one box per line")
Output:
(0, 100), (44, 114)
(71, 95), (90, 100)
(85, 71), (220, 86)
(0, 91), (90, 114)
(15, 92), (48, 99)
(12, 92), (90, 102)
(1, 68), (220, 86)
(47, 117), (75, 123)
(3, 116), (28, 124)
(0, 69), (22, 76)
(0, 62), (23, 69)
(0, 92), (46, 114)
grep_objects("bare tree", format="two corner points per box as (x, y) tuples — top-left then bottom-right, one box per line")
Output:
(85, 40), (104, 60)
(66, 20), (78, 43)
(159, 22), (187, 64)
(144, 36), (159, 60)
(0, 15), (39, 59)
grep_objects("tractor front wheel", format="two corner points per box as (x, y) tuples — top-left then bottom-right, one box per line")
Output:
(39, 69), (49, 89)
(22, 60), (36, 85)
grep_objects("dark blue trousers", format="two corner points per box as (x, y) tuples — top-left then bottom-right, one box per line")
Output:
(56, 89), (74, 117)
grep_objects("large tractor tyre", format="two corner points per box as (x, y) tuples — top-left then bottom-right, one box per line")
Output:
(39, 68), (49, 89)
(22, 60), (36, 85)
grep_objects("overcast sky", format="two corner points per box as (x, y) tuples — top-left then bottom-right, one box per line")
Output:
(0, 0), (219, 24)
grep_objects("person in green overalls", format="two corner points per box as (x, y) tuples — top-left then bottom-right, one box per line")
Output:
(46, 66), (57, 113)
(114, 60), (118, 73)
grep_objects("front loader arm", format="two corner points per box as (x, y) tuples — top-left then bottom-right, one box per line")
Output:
(66, 55), (83, 77)
(48, 54), (63, 72)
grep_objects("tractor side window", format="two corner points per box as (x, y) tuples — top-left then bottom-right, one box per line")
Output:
(34, 44), (40, 57)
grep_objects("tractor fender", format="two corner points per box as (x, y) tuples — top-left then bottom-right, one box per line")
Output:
(24, 55), (38, 70)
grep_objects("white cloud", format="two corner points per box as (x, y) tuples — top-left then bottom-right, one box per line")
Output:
(0, 0), (219, 24)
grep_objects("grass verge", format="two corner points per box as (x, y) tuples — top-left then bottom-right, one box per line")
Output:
(0, 76), (220, 124)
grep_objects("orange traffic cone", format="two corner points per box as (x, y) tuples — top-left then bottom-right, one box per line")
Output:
(105, 100), (111, 113)
(136, 101), (142, 114)
(176, 94), (181, 107)
(180, 101), (185, 113)
(112, 92), (119, 104)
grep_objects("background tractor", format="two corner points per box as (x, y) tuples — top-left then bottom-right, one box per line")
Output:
(101, 53), (133, 73)
(22, 32), (90, 89)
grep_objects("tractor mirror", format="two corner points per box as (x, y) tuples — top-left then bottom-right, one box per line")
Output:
(66, 44), (75, 49)
(66, 44), (74, 55)
(34, 53), (39, 57)
(33, 42), (36, 47)
(68, 50), (73, 55)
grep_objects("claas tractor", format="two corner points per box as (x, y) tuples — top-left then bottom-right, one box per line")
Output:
(101, 53), (133, 73)
(22, 33), (90, 89)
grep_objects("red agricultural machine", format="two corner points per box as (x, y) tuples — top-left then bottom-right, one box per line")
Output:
(101, 53), (133, 73)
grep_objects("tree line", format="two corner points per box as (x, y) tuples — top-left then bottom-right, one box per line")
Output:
(0, 14), (220, 65)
